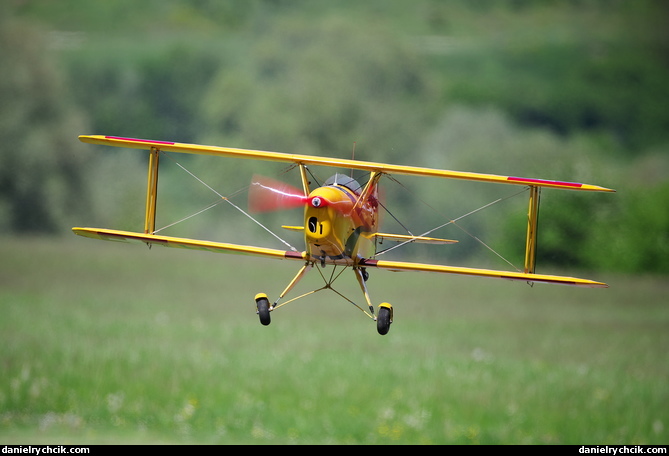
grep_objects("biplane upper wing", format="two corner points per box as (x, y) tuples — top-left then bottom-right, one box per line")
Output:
(79, 135), (615, 192)
(72, 227), (308, 261)
(359, 258), (608, 288)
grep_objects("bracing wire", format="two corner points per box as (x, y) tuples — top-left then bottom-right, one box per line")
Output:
(377, 175), (528, 271)
(153, 151), (528, 267)
(153, 200), (226, 234)
(156, 152), (299, 252)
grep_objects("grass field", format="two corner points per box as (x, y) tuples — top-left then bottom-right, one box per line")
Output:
(1, 237), (667, 444)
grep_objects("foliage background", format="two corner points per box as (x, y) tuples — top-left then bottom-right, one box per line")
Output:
(1, 0), (668, 273)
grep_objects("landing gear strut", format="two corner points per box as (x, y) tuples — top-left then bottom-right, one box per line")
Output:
(253, 264), (394, 335)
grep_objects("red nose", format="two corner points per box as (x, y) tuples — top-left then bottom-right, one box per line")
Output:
(309, 196), (329, 208)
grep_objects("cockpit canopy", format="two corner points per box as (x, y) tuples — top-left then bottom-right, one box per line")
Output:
(324, 173), (362, 195)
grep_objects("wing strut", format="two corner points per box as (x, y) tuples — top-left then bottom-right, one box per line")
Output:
(298, 164), (311, 196)
(144, 147), (160, 234)
(524, 186), (540, 274)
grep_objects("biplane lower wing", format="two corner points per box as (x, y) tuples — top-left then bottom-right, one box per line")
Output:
(359, 258), (608, 288)
(73, 228), (606, 288)
(72, 228), (307, 261)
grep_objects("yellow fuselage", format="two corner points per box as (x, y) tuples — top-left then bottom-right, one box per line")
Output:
(303, 184), (378, 265)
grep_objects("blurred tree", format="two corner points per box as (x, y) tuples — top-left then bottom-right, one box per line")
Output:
(64, 44), (221, 143)
(7, 0), (668, 274)
(428, 0), (669, 152)
(198, 14), (438, 161)
(0, 14), (91, 233)
(583, 155), (669, 273)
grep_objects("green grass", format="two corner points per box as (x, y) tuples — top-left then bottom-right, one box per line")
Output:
(1, 237), (667, 444)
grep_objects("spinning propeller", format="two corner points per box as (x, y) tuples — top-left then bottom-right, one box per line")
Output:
(248, 175), (308, 213)
(248, 174), (350, 213)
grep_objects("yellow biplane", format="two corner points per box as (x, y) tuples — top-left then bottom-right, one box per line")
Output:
(73, 135), (614, 335)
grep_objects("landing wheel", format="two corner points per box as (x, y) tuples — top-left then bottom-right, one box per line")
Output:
(255, 294), (271, 326)
(376, 304), (392, 335)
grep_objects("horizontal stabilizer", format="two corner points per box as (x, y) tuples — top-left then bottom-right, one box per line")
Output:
(374, 233), (458, 245)
(281, 225), (303, 231)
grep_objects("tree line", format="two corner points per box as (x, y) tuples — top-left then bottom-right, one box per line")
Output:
(2, 0), (667, 273)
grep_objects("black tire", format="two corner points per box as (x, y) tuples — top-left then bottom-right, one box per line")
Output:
(377, 306), (391, 335)
(256, 297), (271, 326)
